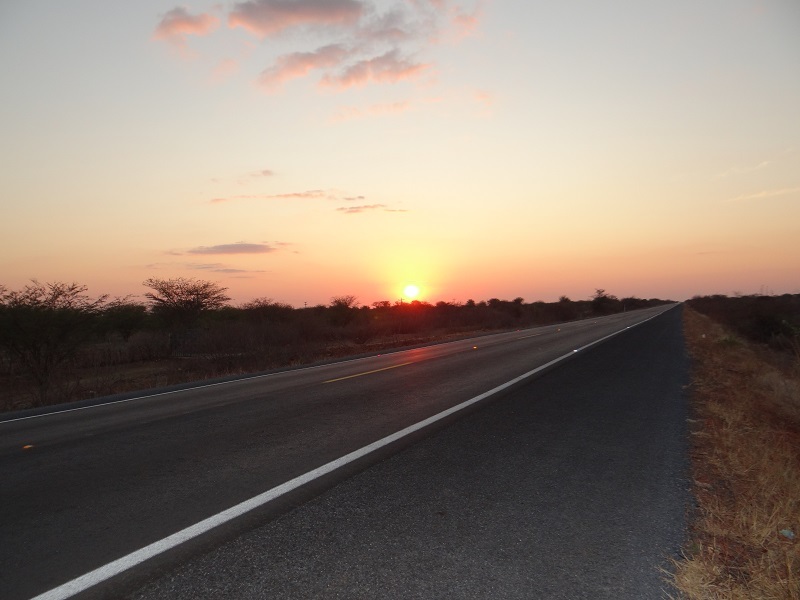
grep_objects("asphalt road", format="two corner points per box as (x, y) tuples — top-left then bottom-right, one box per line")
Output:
(0, 305), (688, 599)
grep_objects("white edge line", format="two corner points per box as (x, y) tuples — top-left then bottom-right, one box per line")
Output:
(28, 311), (665, 600)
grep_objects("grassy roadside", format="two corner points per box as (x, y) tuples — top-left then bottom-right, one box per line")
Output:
(671, 307), (799, 599)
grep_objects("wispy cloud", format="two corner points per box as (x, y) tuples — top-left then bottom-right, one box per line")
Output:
(336, 204), (408, 214)
(270, 189), (328, 200)
(336, 204), (387, 213)
(229, 0), (364, 37)
(448, 1), (483, 40)
(233, 0), (479, 93)
(154, 7), (219, 44)
(211, 189), (360, 204)
(186, 242), (276, 254)
(145, 261), (266, 274)
(259, 44), (350, 90)
(321, 49), (430, 88)
(725, 186), (800, 203)
(714, 160), (770, 180)
(156, 1), (482, 99)
(188, 263), (263, 274)
(211, 58), (240, 81)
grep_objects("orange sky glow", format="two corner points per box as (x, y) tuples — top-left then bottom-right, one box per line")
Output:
(1, 1), (798, 307)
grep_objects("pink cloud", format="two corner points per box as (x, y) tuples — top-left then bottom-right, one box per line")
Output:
(210, 190), (331, 204)
(474, 89), (492, 106)
(336, 204), (387, 214)
(259, 44), (350, 89)
(211, 58), (239, 81)
(357, 9), (413, 43)
(321, 50), (430, 88)
(187, 243), (275, 254)
(449, 3), (482, 39)
(154, 7), (219, 42)
(229, 0), (364, 37)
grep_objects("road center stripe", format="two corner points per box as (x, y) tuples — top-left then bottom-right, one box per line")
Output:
(322, 361), (414, 384)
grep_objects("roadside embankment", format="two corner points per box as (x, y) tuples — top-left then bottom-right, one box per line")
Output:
(672, 307), (799, 599)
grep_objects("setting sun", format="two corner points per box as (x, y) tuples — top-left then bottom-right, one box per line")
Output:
(403, 285), (420, 300)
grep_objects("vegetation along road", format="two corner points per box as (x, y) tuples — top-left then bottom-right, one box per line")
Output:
(0, 304), (689, 599)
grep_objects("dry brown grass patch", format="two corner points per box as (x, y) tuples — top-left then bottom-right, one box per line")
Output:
(671, 308), (800, 599)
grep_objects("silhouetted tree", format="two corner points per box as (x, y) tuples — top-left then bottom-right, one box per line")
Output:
(143, 277), (230, 352)
(591, 289), (620, 315)
(0, 281), (107, 404)
(328, 295), (359, 326)
(100, 297), (148, 341)
(240, 297), (294, 321)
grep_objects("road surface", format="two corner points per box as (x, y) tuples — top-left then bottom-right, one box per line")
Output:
(0, 305), (689, 599)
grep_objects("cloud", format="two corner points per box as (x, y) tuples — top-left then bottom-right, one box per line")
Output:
(335, 204), (408, 214)
(211, 58), (239, 81)
(210, 189), (353, 203)
(270, 189), (328, 199)
(321, 49), (430, 88)
(474, 89), (493, 107)
(258, 169), (275, 177)
(356, 8), (415, 43)
(156, 1), (484, 97)
(259, 44), (350, 90)
(186, 243), (276, 254)
(725, 186), (800, 203)
(229, 0), (364, 37)
(449, 2), (482, 40)
(188, 263), (261, 274)
(336, 204), (387, 213)
(144, 261), (266, 274)
(714, 160), (771, 180)
(154, 7), (219, 43)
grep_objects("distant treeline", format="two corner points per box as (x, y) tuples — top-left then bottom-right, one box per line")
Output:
(0, 279), (672, 408)
(687, 293), (800, 355)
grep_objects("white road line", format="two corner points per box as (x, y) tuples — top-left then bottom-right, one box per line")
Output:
(29, 310), (666, 600)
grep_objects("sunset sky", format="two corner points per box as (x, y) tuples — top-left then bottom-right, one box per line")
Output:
(1, 0), (798, 307)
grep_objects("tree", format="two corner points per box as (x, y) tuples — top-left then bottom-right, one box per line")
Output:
(101, 297), (148, 341)
(328, 295), (359, 326)
(240, 297), (294, 325)
(591, 289), (620, 315)
(143, 277), (230, 326)
(143, 277), (230, 351)
(0, 281), (107, 404)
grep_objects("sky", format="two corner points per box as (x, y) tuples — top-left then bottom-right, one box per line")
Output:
(1, 0), (799, 307)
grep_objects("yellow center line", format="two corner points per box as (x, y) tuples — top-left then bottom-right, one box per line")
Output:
(323, 361), (414, 384)
(516, 332), (544, 339)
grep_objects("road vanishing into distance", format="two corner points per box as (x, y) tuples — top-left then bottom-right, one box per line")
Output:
(0, 305), (690, 599)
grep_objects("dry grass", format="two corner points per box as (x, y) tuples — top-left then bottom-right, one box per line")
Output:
(671, 307), (800, 599)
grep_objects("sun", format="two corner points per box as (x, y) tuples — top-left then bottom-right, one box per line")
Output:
(403, 284), (420, 300)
